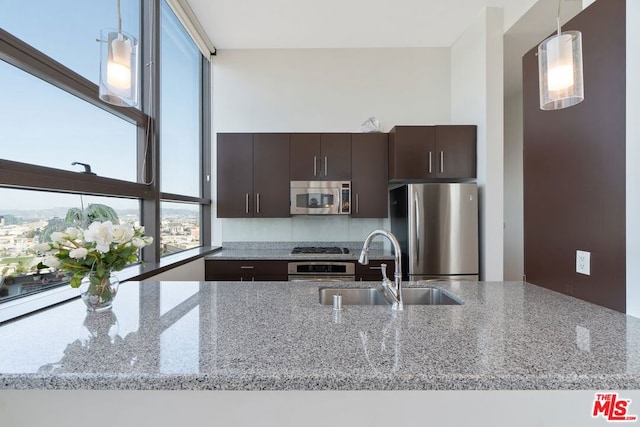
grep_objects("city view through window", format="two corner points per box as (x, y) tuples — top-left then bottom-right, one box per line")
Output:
(0, 189), (200, 303)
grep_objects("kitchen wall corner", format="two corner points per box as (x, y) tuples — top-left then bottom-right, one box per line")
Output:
(451, 7), (505, 281)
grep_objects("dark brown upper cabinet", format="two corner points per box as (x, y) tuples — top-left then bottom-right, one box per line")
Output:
(290, 133), (351, 180)
(351, 133), (388, 218)
(217, 133), (253, 218)
(388, 125), (476, 181)
(217, 133), (290, 218)
(434, 125), (476, 179)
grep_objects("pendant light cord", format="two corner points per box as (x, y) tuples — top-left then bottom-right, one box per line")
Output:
(117, 0), (122, 34)
(556, 0), (562, 36)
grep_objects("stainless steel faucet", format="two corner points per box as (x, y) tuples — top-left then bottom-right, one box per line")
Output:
(359, 229), (403, 311)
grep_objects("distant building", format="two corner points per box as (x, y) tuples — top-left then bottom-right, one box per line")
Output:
(0, 216), (4, 226)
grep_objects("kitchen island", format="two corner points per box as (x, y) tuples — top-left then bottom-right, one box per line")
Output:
(1, 280), (639, 390)
(1, 280), (639, 426)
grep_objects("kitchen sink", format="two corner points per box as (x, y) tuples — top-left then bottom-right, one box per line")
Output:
(319, 287), (388, 305)
(318, 286), (462, 306)
(401, 287), (462, 305)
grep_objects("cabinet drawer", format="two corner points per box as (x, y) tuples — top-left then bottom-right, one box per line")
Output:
(205, 260), (288, 281)
(355, 260), (396, 281)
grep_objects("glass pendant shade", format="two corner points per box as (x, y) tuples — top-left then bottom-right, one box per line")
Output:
(99, 29), (139, 107)
(538, 30), (584, 110)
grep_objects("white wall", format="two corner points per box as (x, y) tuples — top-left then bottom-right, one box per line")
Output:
(211, 48), (452, 244)
(627, 0), (640, 318)
(503, 0), (537, 33)
(451, 8), (505, 281)
(503, 90), (523, 281)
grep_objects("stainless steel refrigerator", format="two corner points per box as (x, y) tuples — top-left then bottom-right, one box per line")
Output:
(390, 183), (479, 281)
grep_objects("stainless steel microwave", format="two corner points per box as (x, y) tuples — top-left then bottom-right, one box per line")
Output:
(290, 181), (351, 215)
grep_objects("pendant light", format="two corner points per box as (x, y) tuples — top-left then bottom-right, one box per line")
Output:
(99, 0), (139, 107)
(537, 0), (584, 110)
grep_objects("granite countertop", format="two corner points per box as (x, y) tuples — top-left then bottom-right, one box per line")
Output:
(205, 248), (393, 260)
(1, 280), (639, 391)
(206, 241), (394, 261)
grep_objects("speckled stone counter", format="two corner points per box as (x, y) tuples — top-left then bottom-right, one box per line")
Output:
(1, 280), (639, 390)
(206, 241), (393, 261)
(205, 248), (393, 260)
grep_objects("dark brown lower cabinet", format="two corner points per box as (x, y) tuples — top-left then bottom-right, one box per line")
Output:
(356, 260), (395, 281)
(205, 260), (288, 281)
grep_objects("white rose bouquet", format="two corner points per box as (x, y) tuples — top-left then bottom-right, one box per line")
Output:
(34, 221), (153, 288)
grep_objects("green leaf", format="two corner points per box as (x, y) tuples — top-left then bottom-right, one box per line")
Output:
(70, 275), (82, 288)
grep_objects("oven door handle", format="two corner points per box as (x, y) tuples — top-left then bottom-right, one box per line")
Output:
(288, 276), (355, 282)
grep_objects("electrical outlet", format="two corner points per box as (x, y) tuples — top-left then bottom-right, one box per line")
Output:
(576, 250), (591, 275)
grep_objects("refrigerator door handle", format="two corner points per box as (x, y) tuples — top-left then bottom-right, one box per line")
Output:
(414, 191), (420, 263)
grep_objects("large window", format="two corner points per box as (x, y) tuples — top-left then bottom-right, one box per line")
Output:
(0, 0), (211, 308)
(160, 0), (201, 197)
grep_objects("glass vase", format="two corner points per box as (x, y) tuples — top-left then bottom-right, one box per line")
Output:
(80, 272), (119, 312)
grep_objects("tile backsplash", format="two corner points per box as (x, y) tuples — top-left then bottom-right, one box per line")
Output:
(221, 217), (387, 242)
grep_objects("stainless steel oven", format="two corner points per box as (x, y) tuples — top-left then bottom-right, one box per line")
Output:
(290, 181), (351, 215)
(287, 261), (355, 282)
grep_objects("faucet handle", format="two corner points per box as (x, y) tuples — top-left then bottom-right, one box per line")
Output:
(380, 263), (390, 282)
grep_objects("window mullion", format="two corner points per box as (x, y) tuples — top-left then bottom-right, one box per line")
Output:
(140, 0), (162, 263)
(201, 56), (212, 247)
(0, 159), (151, 199)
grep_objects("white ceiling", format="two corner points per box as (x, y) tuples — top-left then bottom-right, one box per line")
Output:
(185, 0), (541, 49)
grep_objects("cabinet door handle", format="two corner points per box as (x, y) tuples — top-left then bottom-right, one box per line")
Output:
(256, 193), (260, 214)
(240, 266), (255, 270)
(324, 156), (328, 176)
(440, 151), (444, 173)
(428, 152), (432, 174)
(369, 266), (382, 270)
(356, 193), (359, 214)
(245, 193), (250, 214)
(313, 156), (317, 176)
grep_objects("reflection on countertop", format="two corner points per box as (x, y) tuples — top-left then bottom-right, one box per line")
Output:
(0, 280), (639, 390)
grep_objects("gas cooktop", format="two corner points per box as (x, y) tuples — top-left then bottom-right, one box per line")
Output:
(291, 246), (350, 255)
